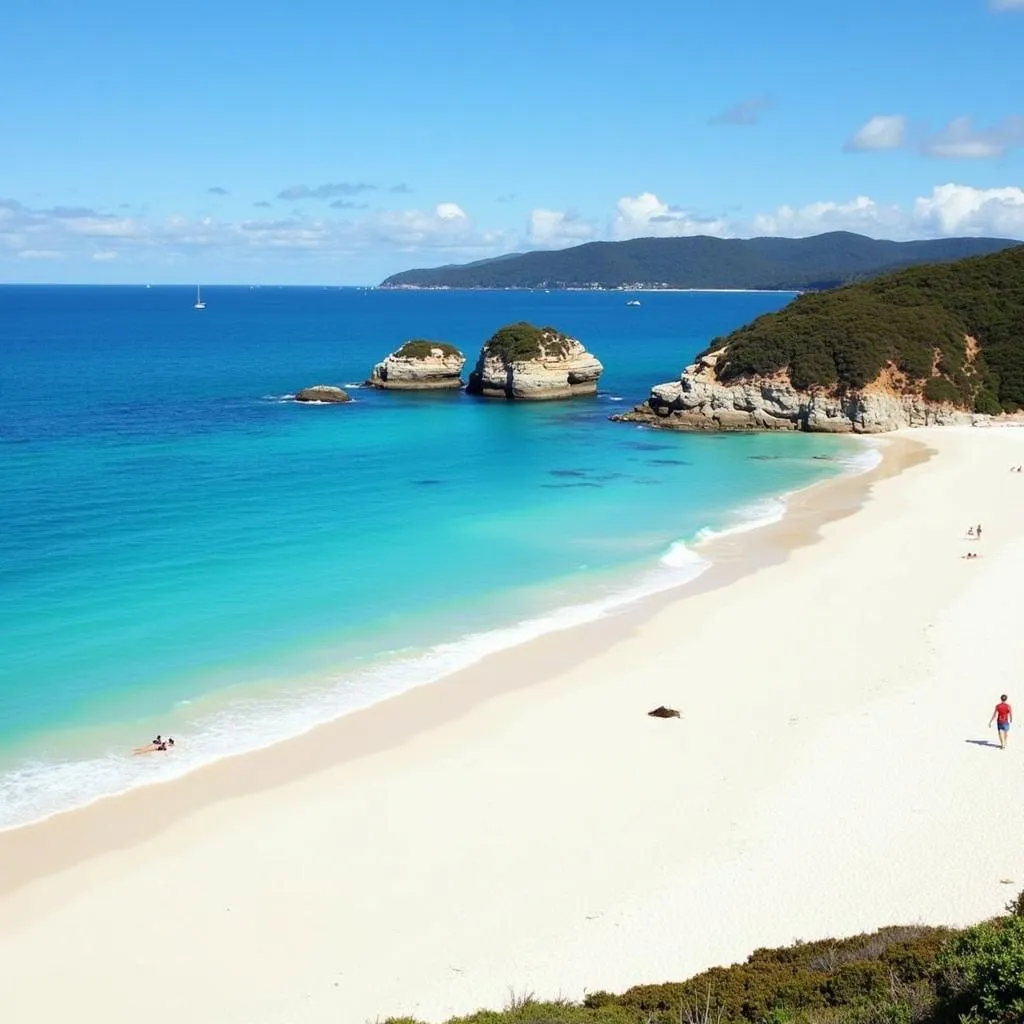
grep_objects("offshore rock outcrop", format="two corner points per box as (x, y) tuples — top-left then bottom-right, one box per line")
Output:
(466, 322), (603, 401)
(613, 350), (982, 434)
(368, 341), (466, 390)
(295, 385), (351, 404)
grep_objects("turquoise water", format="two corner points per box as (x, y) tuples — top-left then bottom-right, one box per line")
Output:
(0, 286), (870, 828)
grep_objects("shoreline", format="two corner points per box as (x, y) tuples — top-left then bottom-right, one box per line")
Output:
(0, 435), (915, 891)
(4, 425), (1024, 1024)
(0, 437), (873, 837)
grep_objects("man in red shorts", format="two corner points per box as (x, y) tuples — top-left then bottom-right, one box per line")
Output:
(989, 694), (1013, 749)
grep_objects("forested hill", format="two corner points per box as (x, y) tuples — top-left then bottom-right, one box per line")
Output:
(707, 244), (1024, 412)
(378, 232), (1019, 291)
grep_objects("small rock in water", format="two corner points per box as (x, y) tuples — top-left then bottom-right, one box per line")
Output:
(295, 385), (351, 404)
(647, 705), (681, 719)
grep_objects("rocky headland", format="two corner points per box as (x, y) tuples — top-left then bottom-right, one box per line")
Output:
(368, 341), (466, 390)
(615, 245), (1024, 434)
(295, 385), (351, 404)
(613, 348), (981, 433)
(466, 322), (603, 401)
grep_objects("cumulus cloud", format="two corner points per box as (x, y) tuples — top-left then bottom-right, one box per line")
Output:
(527, 208), (597, 248)
(920, 116), (1024, 158)
(708, 96), (773, 126)
(0, 196), (509, 265)
(277, 182), (376, 200)
(911, 183), (1024, 235)
(606, 187), (1024, 243)
(611, 193), (730, 239)
(844, 114), (908, 152)
(3, 186), (1021, 275)
(329, 199), (367, 210)
(207, 186), (229, 195)
(752, 185), (1024, 239)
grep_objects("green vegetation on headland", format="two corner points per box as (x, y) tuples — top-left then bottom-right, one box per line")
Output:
(704, 245), (1024, 412)
(394, 340), (463, 359)
(378, 233), (1019, 291)
(384, 896), (1024, 1024)
(482, 322), (571, 364)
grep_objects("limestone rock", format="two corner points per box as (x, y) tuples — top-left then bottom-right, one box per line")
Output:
(369, 341), (466, 390)
(613, 349), (984, 434)
(295, 385), (351, 404)
(467, 322), (603, 401)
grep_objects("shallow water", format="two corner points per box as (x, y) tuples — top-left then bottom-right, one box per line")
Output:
(0, 285), (868, 827)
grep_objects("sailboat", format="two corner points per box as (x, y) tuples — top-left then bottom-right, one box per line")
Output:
(194, 286), (206, 310)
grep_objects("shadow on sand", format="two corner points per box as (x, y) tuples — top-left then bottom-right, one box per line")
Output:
(965, 738), (1003, 749)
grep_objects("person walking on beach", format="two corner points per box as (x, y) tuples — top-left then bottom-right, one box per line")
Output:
(977, 524), (983, 540)
(990, 695), (1012, 749)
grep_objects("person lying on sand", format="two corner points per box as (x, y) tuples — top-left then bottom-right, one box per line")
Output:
(961, 552), (980, 559)
(132, 735), (176, 755)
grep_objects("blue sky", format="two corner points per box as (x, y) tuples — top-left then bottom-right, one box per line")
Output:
(2, 0), (1023, 283)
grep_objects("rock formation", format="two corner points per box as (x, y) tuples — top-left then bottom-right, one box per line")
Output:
(295, 385), (351, 404)
(613, 349), (984, 434)
(466, 322), (603, 401)
(368, 341), (466, 390)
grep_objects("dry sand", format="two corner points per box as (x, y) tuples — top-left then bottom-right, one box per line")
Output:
(2, 426), (1024, 1023)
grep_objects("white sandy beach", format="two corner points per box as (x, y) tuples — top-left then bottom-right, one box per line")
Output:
(2, 426), (1024, 1023)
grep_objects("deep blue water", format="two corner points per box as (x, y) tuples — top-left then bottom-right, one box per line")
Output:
(0, 285), (868, 827)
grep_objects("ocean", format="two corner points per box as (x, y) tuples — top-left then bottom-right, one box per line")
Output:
(0, 285), (874, 829)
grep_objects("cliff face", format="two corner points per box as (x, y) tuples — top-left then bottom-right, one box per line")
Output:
(369, 344), (466, 390)
(467, 330), (603, 401)
(614, 350), (981, 433)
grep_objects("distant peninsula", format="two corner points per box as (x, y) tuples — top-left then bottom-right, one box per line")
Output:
(378, 231), (1019, 292)
(615, 244), (1024, 433)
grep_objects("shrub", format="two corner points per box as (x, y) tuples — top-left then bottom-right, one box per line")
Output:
(395, 339), (462, 359)
(704, 246), (1024, 410)
(935, 915), (1024, 1022)
(484, 322), (571, 364)
(922, 377), (959, 404)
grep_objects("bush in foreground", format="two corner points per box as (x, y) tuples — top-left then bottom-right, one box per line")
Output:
(381, 899), (1024, 1024)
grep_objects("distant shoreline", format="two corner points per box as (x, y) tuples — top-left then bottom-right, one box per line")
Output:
(376, 285), (802, 294)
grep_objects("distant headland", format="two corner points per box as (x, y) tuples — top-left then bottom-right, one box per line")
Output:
(378, 231), (1019, 292)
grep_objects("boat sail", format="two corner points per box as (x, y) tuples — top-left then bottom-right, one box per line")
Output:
(194, 286), (206, 310)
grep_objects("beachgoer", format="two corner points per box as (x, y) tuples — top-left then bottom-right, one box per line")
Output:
(967, 526), (975, 537)
(989, 695), (1012, 749)
(977, 524), (983, 539)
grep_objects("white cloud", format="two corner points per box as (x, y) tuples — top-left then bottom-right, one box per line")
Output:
(2, 185), (1021, 278)
(0, 198), (510, 264)
(750, 196), (906, 236)
(435, 202), (468, 222)
(527, 208), (597, 248)
(920, 116), (1024, 158)
(911, 183), (1024, 236)
(844, 114), (907, 152)
(748, 185), (1024, 239)
(611, 192), (731, 239)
